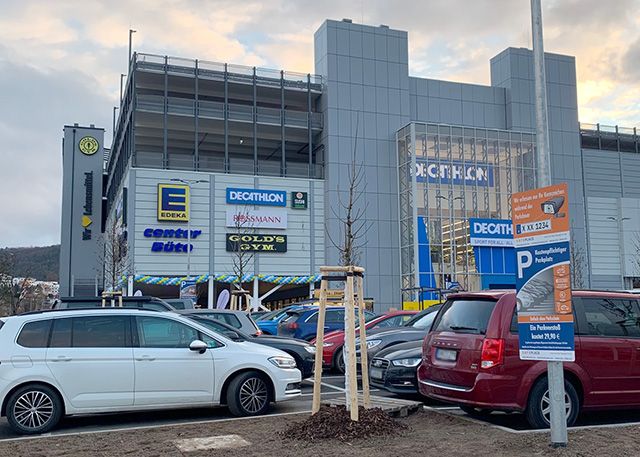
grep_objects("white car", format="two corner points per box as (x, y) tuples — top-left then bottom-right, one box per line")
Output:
(0, 309), (301, 434)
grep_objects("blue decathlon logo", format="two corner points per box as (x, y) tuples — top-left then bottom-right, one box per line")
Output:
(157, 184), (189, 222)
(226, 188), (287, 207)
(469, 218), (513, 247)
(416, 160), (494, 187)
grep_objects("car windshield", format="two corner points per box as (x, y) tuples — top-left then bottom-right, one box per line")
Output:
(191, 317), (247, 340)
(404, 308), (437, 327)
(433, 299), (498, 335)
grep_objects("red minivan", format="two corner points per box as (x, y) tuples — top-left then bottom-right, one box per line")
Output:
(418, 290), (640, 428)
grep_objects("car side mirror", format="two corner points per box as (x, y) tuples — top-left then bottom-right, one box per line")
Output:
(189, 340), (208, 354)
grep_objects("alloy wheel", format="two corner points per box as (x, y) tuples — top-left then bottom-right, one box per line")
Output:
(540, 389), (572, 425)
(239, 377), (268, 414)
(13, 391), (54, 431)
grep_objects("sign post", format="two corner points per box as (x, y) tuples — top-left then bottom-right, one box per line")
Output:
(512, 183), (574, 444)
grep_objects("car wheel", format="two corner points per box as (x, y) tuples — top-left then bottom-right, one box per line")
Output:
(460, 405), (493, 418)
(525, 377), (579, 429)
(226, 371), (271, 417)
(333, 347), (345, 374)
(6, 384), (63, 435)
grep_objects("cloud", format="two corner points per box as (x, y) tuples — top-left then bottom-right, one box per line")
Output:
(0, 0), (639, 248)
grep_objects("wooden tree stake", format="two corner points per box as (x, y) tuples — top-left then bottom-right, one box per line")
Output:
(357, 274), (371, 408)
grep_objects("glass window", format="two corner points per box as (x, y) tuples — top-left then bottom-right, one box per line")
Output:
(72, 316), (129, 348)
(17, 320), (52, 348)
(581, 298), (640, 338)
(326, 310), (346, 323)
(136, 316), (199, 348)
(411, 311), (438, 330)
(198, 312), (242, 329)
(374, 315), (402, 329)
(50, 318), (72, 347)
(433, 299), (498, 335)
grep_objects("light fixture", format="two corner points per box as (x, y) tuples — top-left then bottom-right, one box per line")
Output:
(239, 138), (244, 144)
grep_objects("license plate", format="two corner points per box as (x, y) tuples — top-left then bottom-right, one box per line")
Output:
(435, 348), (457, 362)
(370, 367), (384, 380)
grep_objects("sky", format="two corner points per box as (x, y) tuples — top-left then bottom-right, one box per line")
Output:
(1, 0), (639, 248)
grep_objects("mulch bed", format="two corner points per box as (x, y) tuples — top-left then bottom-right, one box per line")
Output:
(280, 405), (406, 442)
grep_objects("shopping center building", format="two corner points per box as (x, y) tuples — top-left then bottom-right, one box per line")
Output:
(59, 18), (640, 310)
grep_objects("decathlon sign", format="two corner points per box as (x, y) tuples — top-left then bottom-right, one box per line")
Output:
(226, 188), (287, 207)
(416, 160), (494, 187)
(469, 218), (514, 247)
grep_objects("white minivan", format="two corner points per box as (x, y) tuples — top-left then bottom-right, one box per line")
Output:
(0, 309), (302, 434)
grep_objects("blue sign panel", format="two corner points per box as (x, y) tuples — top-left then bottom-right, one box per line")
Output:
(416, 160), (494, 187)
(226, 188), (287, 207)
(469, 218), (513, 247)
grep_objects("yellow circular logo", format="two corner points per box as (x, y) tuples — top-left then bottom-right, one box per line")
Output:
(79, 136), (99, 155)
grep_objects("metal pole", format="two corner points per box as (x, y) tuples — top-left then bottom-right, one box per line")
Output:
(531, 0), (567, 447)
(128, 29), (136, 71)
(112, 107), (118, 138)
(187, 182), (192, 280)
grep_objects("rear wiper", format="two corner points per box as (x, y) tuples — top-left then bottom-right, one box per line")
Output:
(449, 325), (481, 333)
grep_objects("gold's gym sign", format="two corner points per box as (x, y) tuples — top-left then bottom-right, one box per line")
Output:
(226, 234), (287, 252)
(78, 136), (99, 155)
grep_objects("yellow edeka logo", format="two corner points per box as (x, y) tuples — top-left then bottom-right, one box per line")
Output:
(78, 136), (99, 155)
(158, 184), (189, 222)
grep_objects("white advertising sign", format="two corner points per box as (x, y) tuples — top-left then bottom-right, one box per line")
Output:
(225, 208), (288, 230)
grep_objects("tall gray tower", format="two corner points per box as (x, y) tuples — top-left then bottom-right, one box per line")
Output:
(59, 124), (105, 296)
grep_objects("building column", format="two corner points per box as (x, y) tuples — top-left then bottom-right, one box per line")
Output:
(127, 275), (134, 297)
(252, 277), (259, 311)
(207, 276), (214, 309)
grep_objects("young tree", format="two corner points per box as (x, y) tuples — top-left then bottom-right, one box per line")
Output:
(99, 218), (131, 292)
(228, 207), (255, 308)
(570, 238), (587, 289)
(0, 251), (38, 315)
(326, 116), (370, 266)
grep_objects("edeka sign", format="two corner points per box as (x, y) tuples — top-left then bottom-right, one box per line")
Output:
(143, 227), (203, 253)
(158, 184), (189, 222)
(226, 188), (286, 207)
(226, 234), (287, 253)
(469, 218), (514, 247)
(416, 160), (494, 187)
(512, 183), (574, 362)
(226, 208), (287, 229)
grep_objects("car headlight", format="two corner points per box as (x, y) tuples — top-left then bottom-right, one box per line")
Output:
(322, 342), (335, 347)
(366, 340), (382, 349)
(304, 345), (316, 354)
(268, 356), (297, 369)
(391, 358), (421, 367)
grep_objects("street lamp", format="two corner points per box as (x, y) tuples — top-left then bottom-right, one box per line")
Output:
(170, 178), (208, 280)
(436, 194), (464, 288)
(128, 29), (137, 71)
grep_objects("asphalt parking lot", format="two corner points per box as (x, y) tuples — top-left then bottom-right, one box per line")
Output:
(0, 374), (398, 440)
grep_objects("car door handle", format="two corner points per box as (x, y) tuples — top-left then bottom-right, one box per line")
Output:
(135, 356), (156, 361)
(52, 356), (72, 362)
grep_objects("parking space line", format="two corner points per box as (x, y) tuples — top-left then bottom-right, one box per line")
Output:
(0, 410), (311, 443)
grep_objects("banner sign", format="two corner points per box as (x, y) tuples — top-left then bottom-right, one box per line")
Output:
(469, 218), (514, 247)
(180, 280), (198, 304)
(416, 160), (494, 187)
(512, 183), (574, 362)
(225, 208), (287, 229)
(158, 184), (189, 222)
(226, 188), (287, 207)
(292, 191), (308, 209)
(225, 234), (287, 252)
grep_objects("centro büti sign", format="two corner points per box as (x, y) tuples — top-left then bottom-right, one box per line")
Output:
(226, 188), (287, 207)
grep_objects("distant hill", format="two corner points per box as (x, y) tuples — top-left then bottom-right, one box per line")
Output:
(0, 245), (60, 281)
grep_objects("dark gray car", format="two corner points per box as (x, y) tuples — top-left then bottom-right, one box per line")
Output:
(356, 305), (441, 362)
(175, 309), (261, 336)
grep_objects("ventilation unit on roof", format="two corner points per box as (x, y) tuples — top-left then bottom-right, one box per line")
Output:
(342, 18), (352, 23)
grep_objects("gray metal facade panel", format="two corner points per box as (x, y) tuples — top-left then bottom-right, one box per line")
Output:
(582, 149), (622, 197)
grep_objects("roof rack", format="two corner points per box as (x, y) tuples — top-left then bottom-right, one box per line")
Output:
(19, 307), (164, 316)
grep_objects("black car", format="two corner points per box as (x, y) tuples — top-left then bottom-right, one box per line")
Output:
(52, 296), (176, 311)
(187, 315), (316, 378)
(356, 304), (442, 362)
(369, 340), (422, 395)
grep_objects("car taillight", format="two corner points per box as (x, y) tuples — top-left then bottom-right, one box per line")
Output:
(480, 338), (504, 369)
(286, 322), (299, 330)
(254, 329), (263, 336)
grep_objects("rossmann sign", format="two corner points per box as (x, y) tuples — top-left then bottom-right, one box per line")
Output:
(469, 218), (513, 247)
(416, 160), (494, 187)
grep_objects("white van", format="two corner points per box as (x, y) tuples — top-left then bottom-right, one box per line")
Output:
(0, 309), (301, 434)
